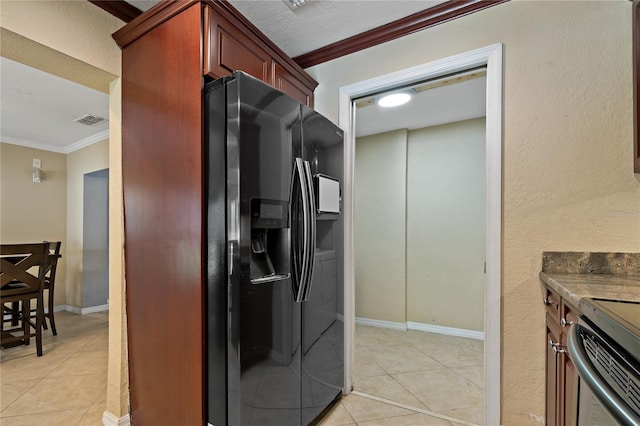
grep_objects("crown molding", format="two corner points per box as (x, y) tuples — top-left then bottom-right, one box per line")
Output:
(64, 130), (110, 153)
(1, 130), (109, 154)
(293, 0), (509, 68)
(89, 0), (143, 23)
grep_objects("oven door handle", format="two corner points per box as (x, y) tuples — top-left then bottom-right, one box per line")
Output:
(567, 324), (639, 426)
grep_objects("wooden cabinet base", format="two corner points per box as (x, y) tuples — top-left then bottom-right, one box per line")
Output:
(113, 1), (319, 422)
(543, 286), (579, 426)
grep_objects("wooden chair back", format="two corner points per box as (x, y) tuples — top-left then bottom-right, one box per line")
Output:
(0, 243), (48, 294)
(40, 241), (62, 335)
(43, 241), (62, 283)
(1, 243), (48, 356)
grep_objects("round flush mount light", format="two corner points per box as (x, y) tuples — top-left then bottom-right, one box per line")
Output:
(376, 91), (413, 108)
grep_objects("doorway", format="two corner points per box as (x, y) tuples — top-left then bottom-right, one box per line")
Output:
(82, 168), (109, 311)
(339, 44), (503, 425)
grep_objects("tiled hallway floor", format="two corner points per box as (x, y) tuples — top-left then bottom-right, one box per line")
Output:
(317, 325), (483, 426)
(0, 311), (108, 425)
(1, 316), (482, 426)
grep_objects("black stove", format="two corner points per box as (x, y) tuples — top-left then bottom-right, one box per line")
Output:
(580, 298), (640, 362)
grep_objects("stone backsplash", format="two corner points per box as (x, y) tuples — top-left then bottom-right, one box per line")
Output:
(542, 252), (640, 276)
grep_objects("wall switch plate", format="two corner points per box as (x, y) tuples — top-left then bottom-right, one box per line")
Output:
(33, 158), (41, 169)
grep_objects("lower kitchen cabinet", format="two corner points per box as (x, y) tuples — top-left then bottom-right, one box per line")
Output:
(543, 285), (579, 425)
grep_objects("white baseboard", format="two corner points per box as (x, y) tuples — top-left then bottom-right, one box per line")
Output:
(355, 317), (407, 331)
(356, 317), (484, 340)
(102, 411), (130, 426)
(63, 304), (109, 315)
(406, 321), (484, 340)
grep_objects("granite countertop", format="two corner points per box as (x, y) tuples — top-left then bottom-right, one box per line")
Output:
(539, 252), (640, 310)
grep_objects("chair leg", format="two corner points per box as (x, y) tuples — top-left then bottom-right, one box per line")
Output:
(35, 297), (43, 357)
(11, 301), (19, 326)
(47, 287), (57, 336)
(22, 301), (30, 346)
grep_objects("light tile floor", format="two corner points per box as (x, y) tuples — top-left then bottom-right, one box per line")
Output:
(1, 311), (108, 425)
(316, 325), (484, 426)
(1, 316), (483, 426)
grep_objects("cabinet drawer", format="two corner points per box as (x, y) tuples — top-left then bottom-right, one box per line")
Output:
(204, 6), (271, 81)
(560, 301), (578, 330)
(543, 287), (561, 320)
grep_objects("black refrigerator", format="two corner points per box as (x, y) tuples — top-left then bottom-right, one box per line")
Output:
(205, 71), (344, 426)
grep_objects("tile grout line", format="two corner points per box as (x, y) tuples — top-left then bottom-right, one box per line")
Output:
(351, 389), (480, 426)
(354, 326), (484, 425)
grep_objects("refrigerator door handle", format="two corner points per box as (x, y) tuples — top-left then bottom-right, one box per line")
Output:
(302, 160), (316, 302)
(292, 157), (310, 303)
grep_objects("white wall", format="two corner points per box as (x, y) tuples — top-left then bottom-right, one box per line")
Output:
(355, 119), (485, 332)
(308, 2), (639, 422)
(406, 118), (485, 331)
(355, 129), (407, 323)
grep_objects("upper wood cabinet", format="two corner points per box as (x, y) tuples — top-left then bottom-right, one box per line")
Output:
(116, 1), (317, 106)
(204, 6), (271, 82)
(273, 61), (314, 106)
(202, 2), (316, 105)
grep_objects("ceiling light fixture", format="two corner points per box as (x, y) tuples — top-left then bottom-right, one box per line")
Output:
(376, 90), (413, 108)
(283, 0), (311, 10)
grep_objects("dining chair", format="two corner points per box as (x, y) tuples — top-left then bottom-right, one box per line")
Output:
(31, 241), (62, 335)
(1, 243), (48, 356)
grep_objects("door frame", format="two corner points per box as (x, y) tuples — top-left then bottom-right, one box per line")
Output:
(338, 43), (503, 425)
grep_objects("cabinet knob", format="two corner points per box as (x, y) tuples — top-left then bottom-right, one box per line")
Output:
(548, 339), (566, 354)
(543, 297), (551, 305)
(560, 317), (574, 327)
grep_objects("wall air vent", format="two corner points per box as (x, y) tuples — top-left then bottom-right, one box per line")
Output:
(73, 114), (107, 127)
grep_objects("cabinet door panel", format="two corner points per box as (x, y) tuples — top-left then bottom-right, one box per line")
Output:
(546, 317), (561, 426)
(563, 355), (578, 426)
(204, 7), (271, 81)
(273, 62), (313, 106)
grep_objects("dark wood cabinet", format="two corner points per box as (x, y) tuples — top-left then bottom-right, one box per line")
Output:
(113, 1), (318, 423)
(204, 6), (271, 81)
(543, 286), (579, 426)
(202, 2), (317, 104)
(273, 61), (314, 106)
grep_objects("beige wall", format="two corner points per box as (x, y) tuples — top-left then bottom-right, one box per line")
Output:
(406, 119), (485, 331)
(0, 0), (122, 77)
(308, 1), (639, 423)
(1, 2), (128, 420)
(66, 140), (109, 309)
(107, 77), (129, 419)
(0, 143), (68, 305)
(355, 130), (407, 323)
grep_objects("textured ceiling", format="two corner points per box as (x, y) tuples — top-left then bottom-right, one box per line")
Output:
(0, 57), (109, 153)
(1, 0), (482, 153)
(131, 0), (446, 58)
